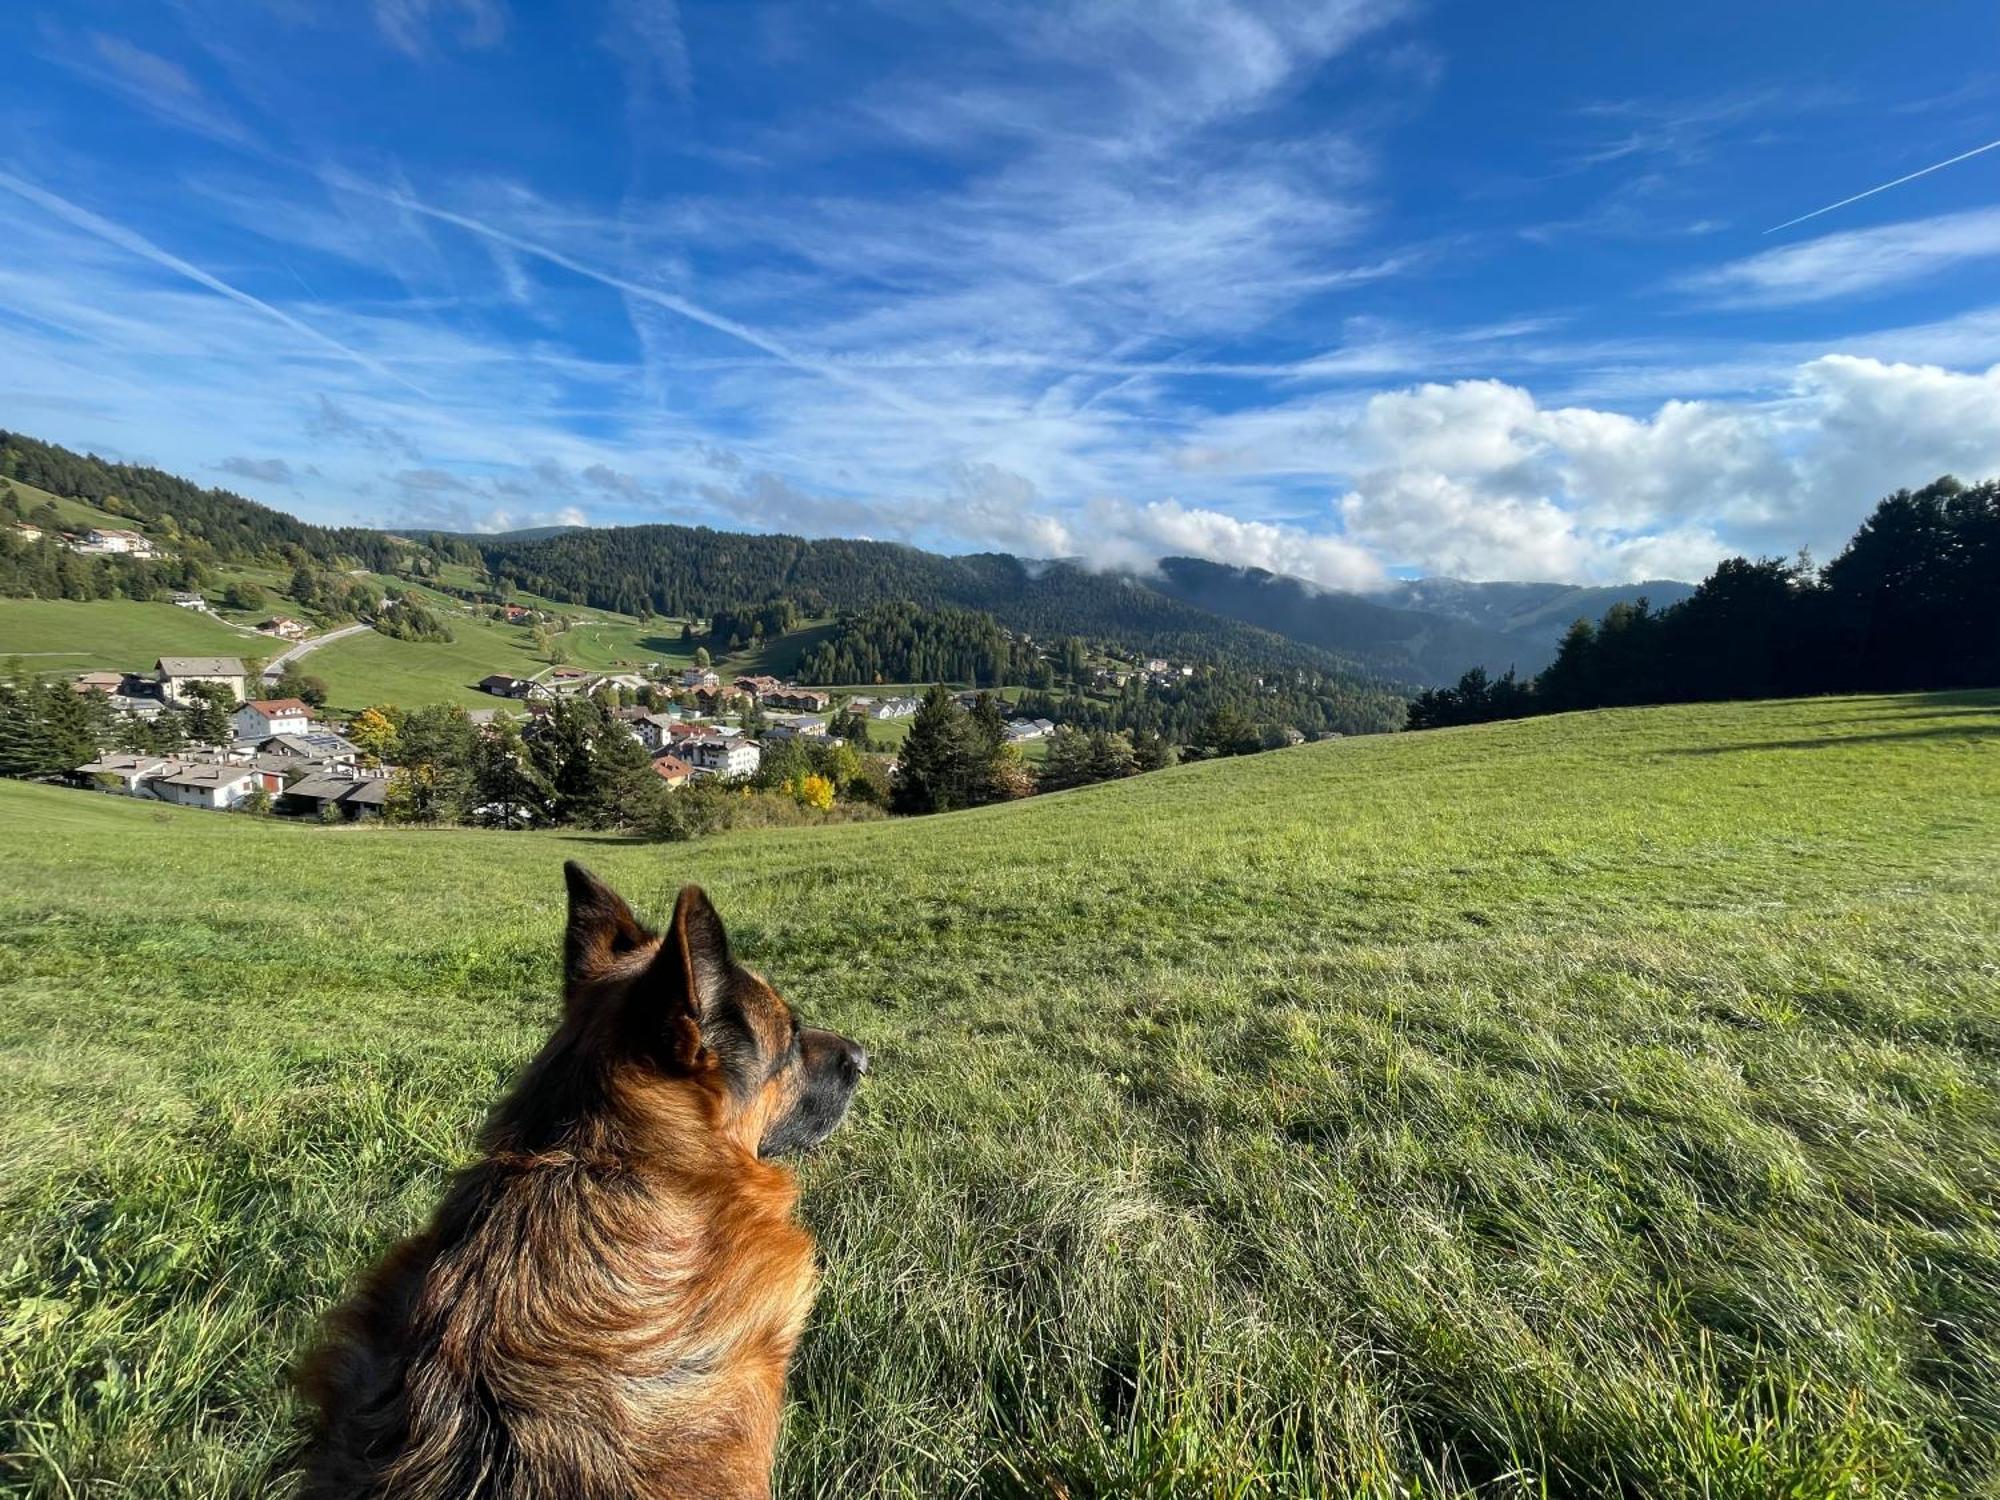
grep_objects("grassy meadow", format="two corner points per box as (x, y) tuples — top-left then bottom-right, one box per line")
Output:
(2, 692), (1997, 1497)
(0, 597), (264, 678)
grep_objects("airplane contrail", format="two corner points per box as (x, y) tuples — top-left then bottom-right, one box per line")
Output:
(1765, 136), (2000, 234)
(0, 170), (430, 397)
(324, 170), (942, 421)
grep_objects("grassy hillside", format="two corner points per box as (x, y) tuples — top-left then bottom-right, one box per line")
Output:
(0, 597), (261, 676)
(303, 613), (698, 712)
(2, 692), (1997, 1497)
(2, 477), (122, 532)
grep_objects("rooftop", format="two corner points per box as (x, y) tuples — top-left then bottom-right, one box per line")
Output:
(156, 656), (246, 676)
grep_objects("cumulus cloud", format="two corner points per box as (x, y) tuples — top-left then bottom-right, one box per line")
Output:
(1062, 498), (1386, 590)
(1328, 355), (2000, 581)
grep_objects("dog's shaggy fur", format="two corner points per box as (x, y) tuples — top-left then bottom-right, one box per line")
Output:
(294, 864), (867, 1499)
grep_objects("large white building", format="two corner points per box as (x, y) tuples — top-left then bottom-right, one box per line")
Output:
(77, 526), (158, 557)
(155, 657), (247, 705)
(680, 735), (761, 778)
(232, 697), (313, 741)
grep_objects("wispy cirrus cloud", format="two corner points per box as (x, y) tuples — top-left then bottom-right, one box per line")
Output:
(1683, 208), (2000, 307)
(372, 0), (507, 58)
(0, 170), (429, 396)
(34, 24), (260, 149)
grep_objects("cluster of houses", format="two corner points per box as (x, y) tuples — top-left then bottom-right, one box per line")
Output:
(76, 681), (385, 817)
(59, 636), (1078, 820)
(70, 657), (387, 816)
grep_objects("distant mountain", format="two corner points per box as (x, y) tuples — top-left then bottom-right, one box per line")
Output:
(1387, 577), (1700, 640)
(1147, 558), (1698, 684)
(472, 524), (1400, 689)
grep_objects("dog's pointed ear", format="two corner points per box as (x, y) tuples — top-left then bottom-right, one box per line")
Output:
(563, 861), (648, 983)
(643, 884), (733, 1070)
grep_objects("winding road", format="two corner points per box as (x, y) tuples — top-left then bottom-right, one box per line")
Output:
(261, 621), (370, 682)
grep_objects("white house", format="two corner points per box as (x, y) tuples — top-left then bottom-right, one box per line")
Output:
(763, 713), (829, 740)
(681, 666), (720, 690)
(79, 526), (157, 557)
(75, 752), (171, 795)
(145, 762), (258, 810)
(232, 697), (313, 741)
(155, 656), (246, 705)
(170, 591), (206, 609)
(681, 735), (761, 778)
(1004, 717), (1056, 742)
(870, 696), (920, 719)
(630, 712), (683, 752)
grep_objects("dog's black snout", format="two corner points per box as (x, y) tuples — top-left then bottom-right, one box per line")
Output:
(840, 1040), (869, 1080)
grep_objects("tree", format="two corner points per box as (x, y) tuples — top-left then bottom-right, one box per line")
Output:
(0, 669), (62, 777)
(1189, 706), (1258, 759)
(384, 763), (446, 823)
(694, 645), (712, 670)
(1039, 726), (1093, 791)
(471, 719), (552, 827)
(181, 681), (235, 744)
(829, 704), (870, 748)
(1130, 728), (1177, 773)
(792, 773), (835, 811)
(394, 704), (479, 821)
(530, 696), (661, 829)
(273, 663), (329, 708)
(289, 564), (317, 607)
(969, 691), (1006, 752)
(1085, 729), (1137, 783)
(348, 706), (400, 764)
(223, 580), (266, 611)
(892, 686), (987, 814)
(643, 777), (736, 842)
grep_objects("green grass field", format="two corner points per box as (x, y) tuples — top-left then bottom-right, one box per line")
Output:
(267, 612), (693, 713)
(3, 478), (128, 533)
(3, 692), (1997, 1497)
(0, 597), (264, 677)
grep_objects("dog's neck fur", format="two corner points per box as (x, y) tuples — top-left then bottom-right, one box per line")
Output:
(299, 1060), (819, 1500)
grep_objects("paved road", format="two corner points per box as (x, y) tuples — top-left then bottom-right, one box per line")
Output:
(262, 621), (370, 681)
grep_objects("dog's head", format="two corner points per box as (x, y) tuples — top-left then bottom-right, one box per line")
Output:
(553, 861), (867, 1159)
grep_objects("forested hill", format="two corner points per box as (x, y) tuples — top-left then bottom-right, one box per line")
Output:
(0, 429), (466, 574)
(475, 525), (1389, 687)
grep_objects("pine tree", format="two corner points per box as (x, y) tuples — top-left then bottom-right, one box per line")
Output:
(892, 685), (984, 814)
(471, 720), (552, 827)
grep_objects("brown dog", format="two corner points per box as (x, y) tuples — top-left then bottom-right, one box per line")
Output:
(295, 862), (868, 1499)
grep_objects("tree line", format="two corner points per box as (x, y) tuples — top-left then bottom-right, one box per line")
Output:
(1409, 478), (2000, 730)
(795, 601), (1045, 688)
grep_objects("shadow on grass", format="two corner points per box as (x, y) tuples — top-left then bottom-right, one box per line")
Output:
(1663, 723), (2000, 756)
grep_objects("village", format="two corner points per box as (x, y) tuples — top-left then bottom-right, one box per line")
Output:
(57, 650), (1075, 819)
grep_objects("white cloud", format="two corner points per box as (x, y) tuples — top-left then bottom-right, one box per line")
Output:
(1075, 498), (1386, 590)
(372, 0), (507, 58)
(1329, 356), (2000, 581)
(1685, 208), (2000, 306)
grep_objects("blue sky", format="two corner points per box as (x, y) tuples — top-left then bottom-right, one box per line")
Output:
(3, 1), (1999, 585)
